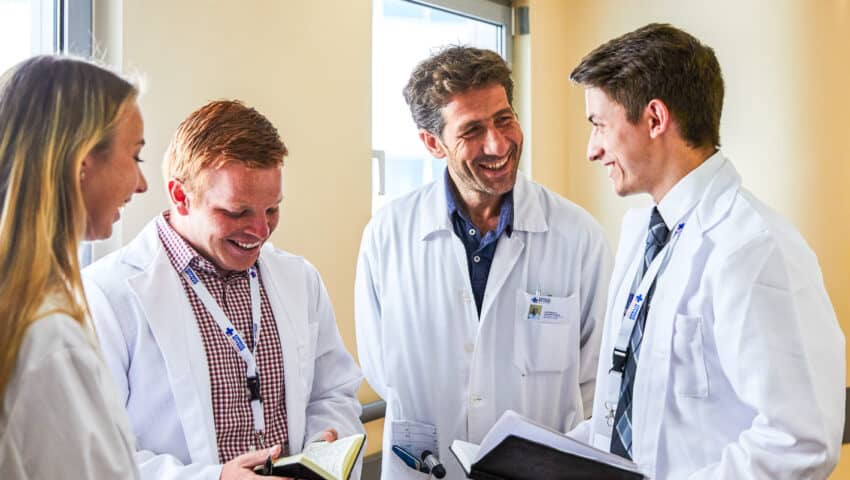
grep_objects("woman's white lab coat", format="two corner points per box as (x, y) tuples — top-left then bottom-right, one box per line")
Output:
(0, 301), (139, 479)
(82, 219), (363, 480)
(571, 154), (845, 479)
(355, 174), (612, 479)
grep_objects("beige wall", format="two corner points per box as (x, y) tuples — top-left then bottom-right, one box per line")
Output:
(525, 0), (850, 476)
(110, 0), (376, 402)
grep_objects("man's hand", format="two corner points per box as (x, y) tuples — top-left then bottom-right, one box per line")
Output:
(321, 428), (339, 443)
(220, 445), (293, 480)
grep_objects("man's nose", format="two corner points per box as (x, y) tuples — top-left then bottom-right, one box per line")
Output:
(483, 127), (509, 157)
(246, 214), (270, 238)
(587, 136), (604, 162)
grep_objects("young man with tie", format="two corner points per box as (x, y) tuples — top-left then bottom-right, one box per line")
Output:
(567, 23), (844, 479)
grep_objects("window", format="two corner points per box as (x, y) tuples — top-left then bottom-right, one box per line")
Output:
(0, 0), (92, 74)
(371, 0), (511, 213)
(0, 0), (54, 73)
(1, 0), (95, 262)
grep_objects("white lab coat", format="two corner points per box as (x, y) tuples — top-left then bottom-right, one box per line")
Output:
(83, 219), (364, 480)
(355, 173), (612, 479)
(570, 153), (845, 479)
(0, 301), (139, 479)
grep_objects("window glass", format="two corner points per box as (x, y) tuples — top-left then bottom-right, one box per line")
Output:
(371, 0), (508, 213)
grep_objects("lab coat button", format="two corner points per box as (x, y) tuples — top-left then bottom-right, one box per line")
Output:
(464, 343), (474, 353)
(470, 395), (483, 406)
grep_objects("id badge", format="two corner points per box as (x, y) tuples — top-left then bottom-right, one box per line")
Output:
(524, 293), (570, 322)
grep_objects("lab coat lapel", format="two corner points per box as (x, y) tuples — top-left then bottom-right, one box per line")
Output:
(481, 172), (549, 319)
(124, 223), (219, 465)
(257, 247), (307, 453)
(480, 234), (523, 321)
(608, 209), (650, 319)
(632, 159), (741, 471)
(421, 178), (480, 324)
(480, 175), (542, 320)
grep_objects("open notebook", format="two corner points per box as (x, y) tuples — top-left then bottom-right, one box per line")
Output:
(255, 433), (365, 480)
(450, 411), (644, 480)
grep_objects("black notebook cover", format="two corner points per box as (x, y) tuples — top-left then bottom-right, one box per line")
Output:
(468, 435), (643, 480)
(264, 463), (328, 480)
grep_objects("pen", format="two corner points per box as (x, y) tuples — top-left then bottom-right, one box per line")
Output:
(391, 445), (427, 473)
(421, 450), (446, 478)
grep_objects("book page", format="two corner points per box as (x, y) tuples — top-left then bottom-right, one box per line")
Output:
(302, 434), (364, 479)
(449, 440), (479, 474)
(476, 410), (641, 474)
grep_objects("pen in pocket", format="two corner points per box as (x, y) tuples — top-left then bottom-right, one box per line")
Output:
(392, 445), (428, 473)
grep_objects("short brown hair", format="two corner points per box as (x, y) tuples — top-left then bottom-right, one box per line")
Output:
(163, 100), (287, 188)
(570, 23), (724, 149)
(403, 46), (513, 137)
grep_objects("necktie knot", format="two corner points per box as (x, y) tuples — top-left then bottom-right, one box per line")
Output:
(644, 207), (669, 271)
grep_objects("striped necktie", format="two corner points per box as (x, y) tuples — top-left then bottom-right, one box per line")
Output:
(610, 207), (669, 459)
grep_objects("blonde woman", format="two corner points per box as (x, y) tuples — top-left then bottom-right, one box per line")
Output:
(0, 56), (148, 478)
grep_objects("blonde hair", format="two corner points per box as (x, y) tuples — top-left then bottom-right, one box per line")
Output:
(162, 100), (287, 191)
(0, 55), (137, 398)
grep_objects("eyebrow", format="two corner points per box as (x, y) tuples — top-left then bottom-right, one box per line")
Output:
(138, 139), (146, 146)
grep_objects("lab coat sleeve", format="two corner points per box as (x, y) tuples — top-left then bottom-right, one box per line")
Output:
(85, 279), (224, 480)
(4, 328), (139, 479)
(577, 225), (614, 418)
(688, 235), (844, 480)
(303, 264), (364, 444)
(353, 220), (389, 400)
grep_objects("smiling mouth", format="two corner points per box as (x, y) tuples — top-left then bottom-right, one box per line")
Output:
(230, 239), (262, 250)
(480, 156), (510, 170)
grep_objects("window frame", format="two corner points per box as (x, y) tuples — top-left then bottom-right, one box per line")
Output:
(406, 0), (512, 63)
(370, 0), (513, 214)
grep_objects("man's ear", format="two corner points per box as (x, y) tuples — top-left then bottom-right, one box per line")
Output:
(419, 129), (447, 159)
(645, 98), (671, 139)
(168, 178), (191, 215)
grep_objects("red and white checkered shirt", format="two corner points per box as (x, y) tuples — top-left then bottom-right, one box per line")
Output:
(156, 213), (289, 462)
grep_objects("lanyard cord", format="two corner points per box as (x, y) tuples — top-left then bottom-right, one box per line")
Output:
(182, 265), (266, 447)
(604, 220), (686, 430)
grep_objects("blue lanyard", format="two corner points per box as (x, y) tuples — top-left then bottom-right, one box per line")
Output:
(603, 220), (686, 433)
(182, 265), (266, 448)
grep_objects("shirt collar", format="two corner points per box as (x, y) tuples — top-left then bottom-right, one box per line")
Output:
(444, 169), (514, 237)
(656, 151), (725, 229)
(156, 211), (247, 280)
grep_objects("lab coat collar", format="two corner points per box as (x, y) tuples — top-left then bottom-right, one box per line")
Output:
(656, 151), (725, 230)
(419, 172), (546, 240)
(692, 153), (741, 233)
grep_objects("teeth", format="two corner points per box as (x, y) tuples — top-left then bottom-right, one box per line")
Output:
(234, 240), (261, 249)
(480, 157), (509, 170)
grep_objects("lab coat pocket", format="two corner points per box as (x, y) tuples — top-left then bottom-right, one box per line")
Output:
(671, 314), (709, 397)
(513, 290), (578, 374)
